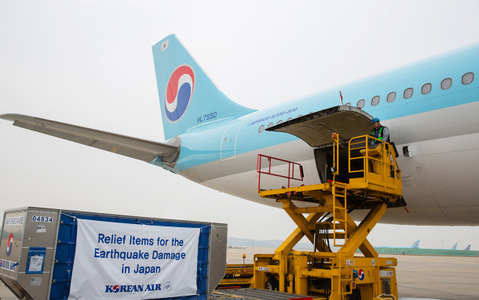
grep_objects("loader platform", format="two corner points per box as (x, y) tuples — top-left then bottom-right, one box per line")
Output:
(220, 134), (404, 300)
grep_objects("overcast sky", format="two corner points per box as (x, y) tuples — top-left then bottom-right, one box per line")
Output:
(1, 0), (479, 250)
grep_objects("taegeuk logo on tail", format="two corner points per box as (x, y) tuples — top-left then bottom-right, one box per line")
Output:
(165, 65), (195, 123)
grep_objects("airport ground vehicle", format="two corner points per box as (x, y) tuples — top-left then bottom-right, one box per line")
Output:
(221, 133), (402, 300)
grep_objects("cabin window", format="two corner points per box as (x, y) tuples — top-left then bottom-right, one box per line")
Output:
(267, 122), (273, 128)
(403, 88), (413, 99)
(258, 125), (265, 134)
(371, 95), (380, 106)
(462, 72), (474, 85)
(421, 83), (432, 95)
(387, 92), (396, 103)
(357, 99), (365, 108)
(277, 120), (283, 125)
(441, 78), (452, 90)
(287, 117), (293, 121)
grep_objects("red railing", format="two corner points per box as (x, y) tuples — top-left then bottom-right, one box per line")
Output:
(257, 154), (304, 191)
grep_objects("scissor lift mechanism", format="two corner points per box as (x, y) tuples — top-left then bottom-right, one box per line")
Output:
(220, 134), (404, 300)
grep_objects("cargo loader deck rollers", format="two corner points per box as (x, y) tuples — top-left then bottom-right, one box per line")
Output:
(222, 133), (404, 300)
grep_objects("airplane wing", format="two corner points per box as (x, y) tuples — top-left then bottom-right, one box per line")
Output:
(267, 105), (373, 147)
(0, 114), (180, 163)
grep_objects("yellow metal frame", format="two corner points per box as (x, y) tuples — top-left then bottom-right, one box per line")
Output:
(252, 188), (398, 299)
(218, 264), (254, 288)
(348, 135), (402, 196)
(220, 135), (402, 299)
(252, 135), (401, 299)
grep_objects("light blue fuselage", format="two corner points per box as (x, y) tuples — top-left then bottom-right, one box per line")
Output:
(153, 42), (479, 226)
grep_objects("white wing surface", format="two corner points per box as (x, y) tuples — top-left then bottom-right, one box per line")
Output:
(1, 114), (179, 163)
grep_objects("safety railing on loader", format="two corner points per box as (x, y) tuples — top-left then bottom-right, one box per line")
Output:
(257, 154), (304, 192)
(251, 135), (402, 300)
(348, 135), (402, 195)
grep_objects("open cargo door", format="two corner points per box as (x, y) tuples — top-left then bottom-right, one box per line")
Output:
(267, 105), (373, 147)
(267, 105), (373, 182)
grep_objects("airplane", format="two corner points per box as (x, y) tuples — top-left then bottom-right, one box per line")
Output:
(451, 242), (458, 250)
(1, 34), (479, 227)
(411, 240), (420, 249)
(370, 240), (478, 256)
(375, 240), (420, 249)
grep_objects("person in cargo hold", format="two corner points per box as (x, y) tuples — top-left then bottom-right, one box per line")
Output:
(370, 117), (390, 145)
(366, 117), (391, 174)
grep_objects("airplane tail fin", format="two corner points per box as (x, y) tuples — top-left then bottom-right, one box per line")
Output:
(152, 35), (256, 140)
(464, 244), (471, 251)
(451, 242), (458, 250)
(411, 240), (420, 248)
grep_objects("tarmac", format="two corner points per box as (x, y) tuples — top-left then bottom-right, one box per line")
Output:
(226, 247), (479, 300)
(1, 247), (478, 299)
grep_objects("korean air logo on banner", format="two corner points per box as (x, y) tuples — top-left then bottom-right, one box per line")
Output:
(165, 65), (195, 123)
(105, 283), (161, 294)
(6, 233), (14, 256)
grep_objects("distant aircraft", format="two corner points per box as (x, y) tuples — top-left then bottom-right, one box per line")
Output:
(411, 240), (420, 249)
(451, 242), (458, 250)
(2, 34), (479, 226)
(371, 241), (478, 257)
